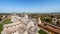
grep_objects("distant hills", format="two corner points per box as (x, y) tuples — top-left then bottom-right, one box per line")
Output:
(0, 12), (60, 15)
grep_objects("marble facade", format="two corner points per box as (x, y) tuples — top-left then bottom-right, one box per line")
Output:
(1, 14), (41, 34)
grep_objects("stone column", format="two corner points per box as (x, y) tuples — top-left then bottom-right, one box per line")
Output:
(38, 17), (42, 25)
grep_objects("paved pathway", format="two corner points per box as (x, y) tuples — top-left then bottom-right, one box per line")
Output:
(0, 18), (8, 24)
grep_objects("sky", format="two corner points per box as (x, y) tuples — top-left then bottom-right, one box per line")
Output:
(0, 0), (60, 13)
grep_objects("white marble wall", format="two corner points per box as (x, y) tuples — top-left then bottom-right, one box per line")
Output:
(2, 19), (23, 34)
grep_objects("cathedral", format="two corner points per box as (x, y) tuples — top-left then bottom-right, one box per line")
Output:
(1, 14), (41, 34)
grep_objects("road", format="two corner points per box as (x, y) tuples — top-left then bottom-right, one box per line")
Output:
(38, 22), (60, 34)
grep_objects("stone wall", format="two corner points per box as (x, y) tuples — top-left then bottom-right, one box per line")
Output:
(1, 21), (23, 34)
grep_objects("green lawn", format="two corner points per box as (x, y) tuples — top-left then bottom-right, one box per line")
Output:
(0, 18), (11, 34)
(2, 18), (11, 24)
(0, 24), (3, 34)
(38, 29), (48, 34)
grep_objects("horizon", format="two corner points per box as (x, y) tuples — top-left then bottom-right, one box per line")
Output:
(0, 0), (60, 13)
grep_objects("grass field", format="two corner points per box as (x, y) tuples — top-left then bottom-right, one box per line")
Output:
(0, 18), (11, 34)
(38, 29), (48, 34)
